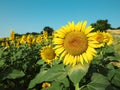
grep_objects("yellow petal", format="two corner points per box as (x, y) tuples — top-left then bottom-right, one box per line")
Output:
(72, 56), (77, 66)
(68, 21), (75, 31)
(79, 55), (84, 65)
(55, 47), (64, 55)
(84, 26), (94, 35)
(82, 53), (89, 63)
(60, 50), (67, 60)
(81, 21), (87, 32)
(87, 47), (97, 56)
(75, 22), (82, 31)
(63, 54), (70, 65)
(85, 52), (93, 63)
(87, 32), (96, 37)
(53, 38), (63, 44)
(54, 45), (63, 49)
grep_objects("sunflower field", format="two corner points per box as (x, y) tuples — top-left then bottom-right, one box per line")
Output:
(0, 21), (120, 90)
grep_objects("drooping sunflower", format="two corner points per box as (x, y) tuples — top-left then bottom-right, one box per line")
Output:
(53, 21), (98, 66)
(40, 45), (57, 64)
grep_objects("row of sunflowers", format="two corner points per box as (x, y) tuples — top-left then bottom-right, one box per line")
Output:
(0, 21), (120, 90)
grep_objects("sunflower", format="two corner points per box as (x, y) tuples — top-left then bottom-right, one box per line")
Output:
(91, 31), (113, 47)
(92, 31), (107, 47)
(20, 35), (26, 44)
(26, 35), (35, 46)
(40, 45), (57, 64)
(53, 21), (98, 66)
(36, 35), (43, 44)
(9, 30), (15, 41)
(43, 30), (48, 42)
(105, 32), (113, 45)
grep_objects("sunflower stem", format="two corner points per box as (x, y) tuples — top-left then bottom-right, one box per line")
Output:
(75, 83), (79, 90)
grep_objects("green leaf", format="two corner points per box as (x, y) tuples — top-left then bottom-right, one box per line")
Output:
(28, 64), (67, 89)
(36, 60), (45, 65)
(0, 49), (3, 57)
(28, 69), (47, 89)
(42, 81), (63, 90)
(111, 69), (120, 87)
(2, 69), (25, 80)
(105, 85), (120, 90)
(107, 69), (115, 81)
(58, 77), (70, 88)
(42, 64), (67, 81)
(0, 60), (5, 67)
(82, 73), (110, 90)
(68, 63), (89, 84)
(104, 45), (114, 54)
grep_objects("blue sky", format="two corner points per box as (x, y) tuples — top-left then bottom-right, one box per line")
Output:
(0, 0), (120, 37)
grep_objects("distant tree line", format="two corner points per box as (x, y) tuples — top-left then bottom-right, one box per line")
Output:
(15, 26), (54, 37)
(91, 19), (120, 32)
(15, 19), (120, 37)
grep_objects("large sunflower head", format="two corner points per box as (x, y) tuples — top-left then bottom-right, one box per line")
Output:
(53, 21), (98, 66)
(40, 45), (57, 64)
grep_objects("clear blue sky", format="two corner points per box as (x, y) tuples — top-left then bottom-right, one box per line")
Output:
(0, 0), (120, 37)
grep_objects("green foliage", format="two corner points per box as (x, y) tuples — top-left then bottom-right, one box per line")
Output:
(2, 69), (25, 80)
(0, 32), (120, 90)
(68, 63), (89, 85)
(111, 69), (120, 87)
(0, 43), (41, 89)
(91, 19), (111, 32)
(81, 73), (110, 90)
(28, 64), (68, 89)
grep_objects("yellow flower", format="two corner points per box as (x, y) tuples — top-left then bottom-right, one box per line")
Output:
(1, 42), (5, 46)
(6, 42), (10, 48)
(53, 21), (98, 66)
(43, 31), (48, 42)
(9, 30), (15, 41)
(40, 45), (56, 64)
(93, 31), (107, 47)
(36, 35), (43, 44)
(26, 35), (35, 46)
(105, 32), (113, 45)
(16, 39), (20, 48)
(20, 35), (26, 44)
(92, 31), (113, 47)
(43, 30), (48, 38)
(42, 82), (51, 88)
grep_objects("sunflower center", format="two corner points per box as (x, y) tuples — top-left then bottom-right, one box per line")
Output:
(96, 34), (104, 42)
(64, 31), (88, 56)
(44, 48), (56, 60)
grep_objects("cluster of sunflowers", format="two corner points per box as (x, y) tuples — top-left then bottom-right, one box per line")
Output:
(1, 21), (118, 90)
(0, 30), (49, 48)
(53, 21), (113, 66)
(0, 21), (113, 66)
